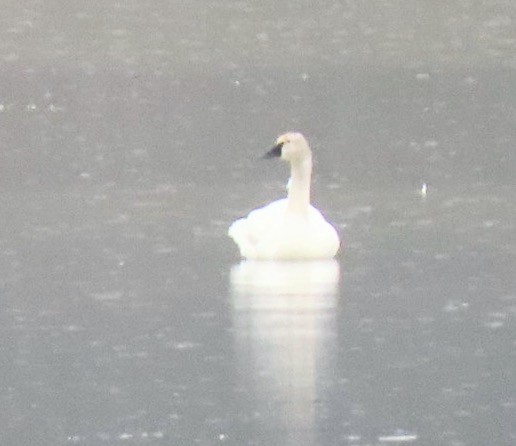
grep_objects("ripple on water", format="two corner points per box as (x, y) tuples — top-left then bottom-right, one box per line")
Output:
(91, 290), (123, 301)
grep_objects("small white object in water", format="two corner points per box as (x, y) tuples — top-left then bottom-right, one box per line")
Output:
(228, 132), (340, 260)
(378, 433), (418, 443)
(420, 183), (427, 197)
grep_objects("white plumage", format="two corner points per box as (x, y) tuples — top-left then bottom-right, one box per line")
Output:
(228, 132), (340, 260)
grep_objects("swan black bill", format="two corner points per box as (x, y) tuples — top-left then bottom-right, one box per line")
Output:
(263, 142), (283, 159)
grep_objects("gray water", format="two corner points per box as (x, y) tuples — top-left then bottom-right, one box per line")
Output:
(1, 1), (515, 445)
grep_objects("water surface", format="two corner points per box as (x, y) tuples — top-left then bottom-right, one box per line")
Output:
(1, 0), (515, 445)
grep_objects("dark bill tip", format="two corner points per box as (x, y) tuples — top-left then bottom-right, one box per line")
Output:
(263, 142), (283, 159)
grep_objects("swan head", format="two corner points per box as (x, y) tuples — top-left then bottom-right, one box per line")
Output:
(264, 132), (311, 164)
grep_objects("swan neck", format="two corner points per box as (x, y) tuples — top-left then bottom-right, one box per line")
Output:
(287, 157), (311, 212)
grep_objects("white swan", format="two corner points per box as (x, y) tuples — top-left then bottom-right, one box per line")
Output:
(228, 132), (340, 260)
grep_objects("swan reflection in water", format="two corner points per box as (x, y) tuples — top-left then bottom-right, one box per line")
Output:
(230, 260), (340, 445)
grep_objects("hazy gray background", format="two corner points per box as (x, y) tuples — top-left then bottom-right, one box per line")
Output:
(0, 0), (515, 445)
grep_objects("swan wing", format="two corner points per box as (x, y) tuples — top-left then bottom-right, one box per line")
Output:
(228, 199), (287, 258)
(307, 205), (341, 256)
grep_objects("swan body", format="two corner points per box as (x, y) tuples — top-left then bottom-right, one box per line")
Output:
(228, 132), (340, 260)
